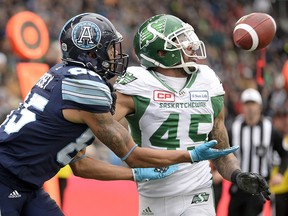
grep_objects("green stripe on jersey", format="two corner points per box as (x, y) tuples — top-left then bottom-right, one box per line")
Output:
(126, 96), (150, 147)
(150, 70), (197, 93)
(211, 95), (224, 118)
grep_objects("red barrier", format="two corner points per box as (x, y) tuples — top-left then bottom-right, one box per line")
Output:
(63, 177), (139, 216)
(16, 63), (49, 98)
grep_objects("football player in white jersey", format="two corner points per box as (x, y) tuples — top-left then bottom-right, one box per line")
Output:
(114, 14), (271, 216)
(0, 13), (240, 216)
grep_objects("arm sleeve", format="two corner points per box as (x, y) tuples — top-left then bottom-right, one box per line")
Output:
(211, 95), (224, 118)
(62, 78), (112, 113)
(273, 129), (288, 174)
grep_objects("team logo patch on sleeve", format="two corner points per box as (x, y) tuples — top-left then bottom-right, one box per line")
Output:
(116, 71), (137, 85)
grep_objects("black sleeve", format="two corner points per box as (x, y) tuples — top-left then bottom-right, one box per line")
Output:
(272, 128), (288, 174)
(227, 128), (233, 147)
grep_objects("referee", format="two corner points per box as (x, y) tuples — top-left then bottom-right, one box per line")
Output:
(228, 88), (288, 216)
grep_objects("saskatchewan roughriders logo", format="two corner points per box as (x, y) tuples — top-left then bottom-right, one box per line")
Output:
(191, 192), (209, 204)
(116, 72), (137, 85)
(139, 18), (167, 49)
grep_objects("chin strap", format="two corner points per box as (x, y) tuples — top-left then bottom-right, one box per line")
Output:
(180, 54), (199, 74)
(183, 65), (198, 74)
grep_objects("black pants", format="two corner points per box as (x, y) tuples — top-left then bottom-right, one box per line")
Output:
(275, 193), (288, 216)
(228, 184), (264, 216)
(0, 181), (63, 216)
(213, 182), (222, 210)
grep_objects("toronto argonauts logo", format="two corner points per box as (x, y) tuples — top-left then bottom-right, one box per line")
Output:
(72, 21), (101, 50)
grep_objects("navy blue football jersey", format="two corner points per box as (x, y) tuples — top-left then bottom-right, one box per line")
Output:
(0, 63), (113, 190)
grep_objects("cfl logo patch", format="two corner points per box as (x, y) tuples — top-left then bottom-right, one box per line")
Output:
(153, 90), (175, 102)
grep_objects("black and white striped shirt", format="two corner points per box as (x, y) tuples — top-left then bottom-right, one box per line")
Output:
(229, 115), (286, 178)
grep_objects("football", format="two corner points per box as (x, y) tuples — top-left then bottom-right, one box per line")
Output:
(233, 12), (277, 51)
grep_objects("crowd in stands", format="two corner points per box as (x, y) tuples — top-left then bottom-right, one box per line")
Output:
(0, 0), (288, 134)
(0, 1), (288, 214)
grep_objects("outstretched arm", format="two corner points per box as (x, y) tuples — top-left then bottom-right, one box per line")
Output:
(70, 149), (133, 181)
(210, 107), (270, 201)
(69, 149), (178, 182)
(63, 91), (240, 169)
(64, 108), (192, 167)
(80, 110), (239, 167)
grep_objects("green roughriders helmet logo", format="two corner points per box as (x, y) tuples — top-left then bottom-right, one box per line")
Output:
(139, 18), (167, 49)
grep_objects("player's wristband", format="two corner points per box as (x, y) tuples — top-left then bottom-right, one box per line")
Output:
(121, 144), (138, 161)
(231, 169), (241, 184)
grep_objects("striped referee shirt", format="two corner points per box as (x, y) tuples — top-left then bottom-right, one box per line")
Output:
(228, 115), (287, 179)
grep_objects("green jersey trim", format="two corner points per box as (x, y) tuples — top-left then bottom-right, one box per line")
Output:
(150, 70), (197, 93)
(126, 95), (151, 147)
(185, 71), (197, 88)
(211, 95), (224, 118)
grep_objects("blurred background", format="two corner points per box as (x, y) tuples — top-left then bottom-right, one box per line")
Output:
(0, 0), (288, 215)
(1, 0), (288, 124)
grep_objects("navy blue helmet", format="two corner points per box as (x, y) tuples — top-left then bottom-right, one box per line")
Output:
(59, 13), (129, 78)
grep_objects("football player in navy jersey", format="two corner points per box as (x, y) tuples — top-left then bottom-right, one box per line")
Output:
(0, 13), (238, 216)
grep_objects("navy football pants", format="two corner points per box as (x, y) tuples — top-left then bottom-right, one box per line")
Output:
(0, 181), (63, 216)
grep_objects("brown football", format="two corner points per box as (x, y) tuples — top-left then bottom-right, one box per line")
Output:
(233, 12), (277, 51)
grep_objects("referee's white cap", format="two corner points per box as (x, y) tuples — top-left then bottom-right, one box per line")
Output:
(241, 88), (262, 105)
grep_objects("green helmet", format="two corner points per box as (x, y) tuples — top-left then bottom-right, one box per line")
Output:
(134, 14), (206, 73)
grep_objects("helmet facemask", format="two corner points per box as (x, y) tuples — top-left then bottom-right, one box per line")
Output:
(103, 36), (129, 79)
(165, 24), (206, 58)
(134, 14), (207, 74)
(86, 35), (129, 79)
(163, 23), (206, 74)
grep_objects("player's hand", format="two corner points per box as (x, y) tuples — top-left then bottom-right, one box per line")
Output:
(189, 140), (239, 163)
(232, 170), (271, 201)
(132, 164), (179, 182)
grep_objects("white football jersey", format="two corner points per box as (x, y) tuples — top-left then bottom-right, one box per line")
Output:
(114, 64), (225, 197)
